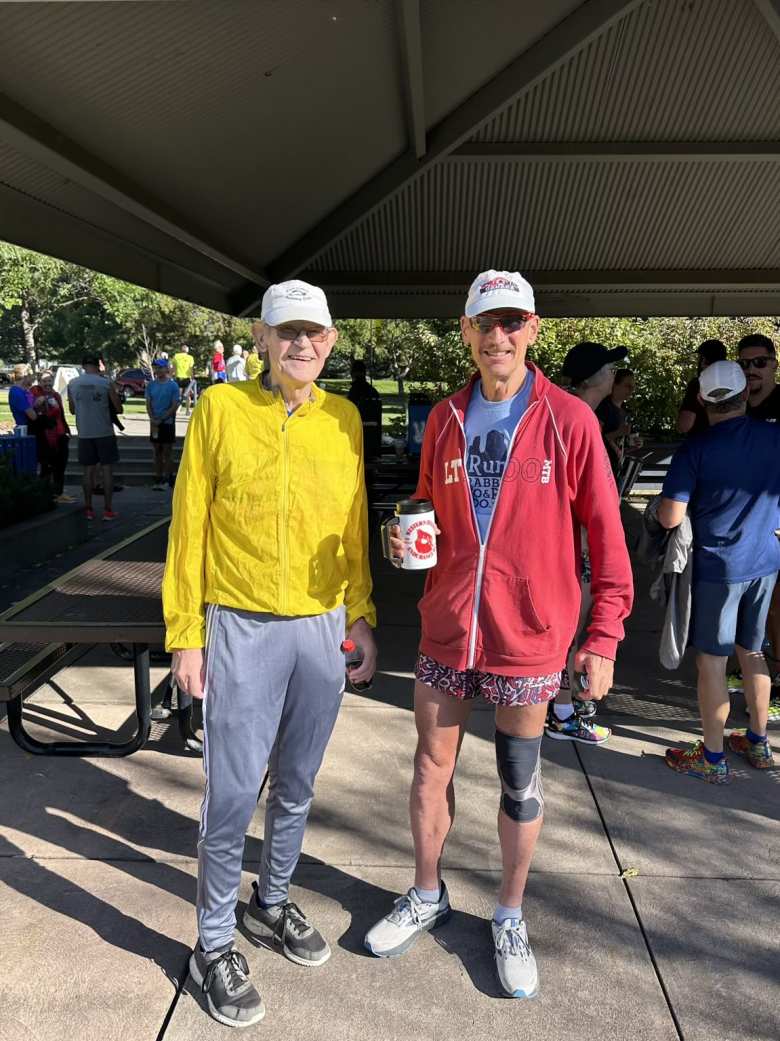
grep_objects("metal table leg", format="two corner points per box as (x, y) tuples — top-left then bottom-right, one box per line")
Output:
(8, 642), (152, 757)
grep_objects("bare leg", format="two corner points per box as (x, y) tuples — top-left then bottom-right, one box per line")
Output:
(766, 579), (780, 668)
(82, 464), (95, 509)
(410, 680), (471, 892)
(735, 644), (770, 736)
(494, 701), (548, 907)
(695, 653), (730, 752)
(102, 464), (114, 512)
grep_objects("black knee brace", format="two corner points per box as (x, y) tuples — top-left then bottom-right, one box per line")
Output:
(495, 729), (544, 823)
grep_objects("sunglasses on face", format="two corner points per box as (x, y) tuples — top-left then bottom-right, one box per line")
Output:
(737, 355), (776, 370)
(275, 326), (330, 344)
(469, 315), (533, 335)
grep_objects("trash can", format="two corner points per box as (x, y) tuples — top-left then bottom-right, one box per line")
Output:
(0, 434), (38, 475)
(407, 392), (432, 456)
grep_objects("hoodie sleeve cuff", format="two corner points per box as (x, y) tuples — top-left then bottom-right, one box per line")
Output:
(580, 635), (618, 662)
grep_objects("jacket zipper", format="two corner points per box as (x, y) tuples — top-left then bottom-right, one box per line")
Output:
(280, 417), (290, 615)
(449, 397), (540, 669)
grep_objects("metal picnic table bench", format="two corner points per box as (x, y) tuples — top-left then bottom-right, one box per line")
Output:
(0, 517), (197, 757)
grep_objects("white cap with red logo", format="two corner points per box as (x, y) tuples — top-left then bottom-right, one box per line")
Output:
(465, 270), (535, 317)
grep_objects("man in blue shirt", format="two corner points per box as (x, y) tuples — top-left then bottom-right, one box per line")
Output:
(8, 365), (38, 428)
(145, 359), (180, 489)
(659, 360), (779, 783)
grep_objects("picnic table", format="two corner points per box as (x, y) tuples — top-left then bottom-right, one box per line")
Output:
(0, 517), (197, 757)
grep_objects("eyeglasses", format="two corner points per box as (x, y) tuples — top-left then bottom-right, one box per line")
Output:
(274, 325), (331, 344)
(469, 315), (533, 336)
(737, 355), (776, 370)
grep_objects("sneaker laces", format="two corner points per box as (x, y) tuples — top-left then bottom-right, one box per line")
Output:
(276, 902), (313, 942)
(202, 949), (250, 997)
(494, 920), (531, 960)
(387, 890), (426, 928)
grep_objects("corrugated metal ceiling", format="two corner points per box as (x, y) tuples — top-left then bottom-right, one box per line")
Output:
(472, 0), (780, 141)
(309, 157), (780, 273)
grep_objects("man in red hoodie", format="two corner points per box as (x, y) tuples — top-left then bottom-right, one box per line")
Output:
(364, 270), (633, 999)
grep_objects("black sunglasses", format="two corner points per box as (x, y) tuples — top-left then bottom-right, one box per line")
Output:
(737, 356), (776, 370)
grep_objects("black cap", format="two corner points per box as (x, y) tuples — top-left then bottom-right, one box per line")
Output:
(560, 342), (628, 384)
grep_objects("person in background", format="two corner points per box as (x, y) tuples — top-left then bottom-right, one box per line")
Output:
(172, 344), (197, 414)
(736, 332), (780, 723)
(596, 367), (635, 474)
(67, 354), (122, 521)
(226, 344), (246, 382)
(659, 361), (777, 783)
(544, 341), (628, 745)
(145, 359), (180, 490)
(347, 359), (380, 406)
(211, 341), (226, 383)
(677, 339), (727, 435)
(31, 370), (73, 502)
(244, 343), (262, 381)
(738, 332), (780, 421)
(8, 364), (38, 429)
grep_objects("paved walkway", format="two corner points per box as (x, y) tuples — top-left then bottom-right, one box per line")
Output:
(1, 510), (778, 1041)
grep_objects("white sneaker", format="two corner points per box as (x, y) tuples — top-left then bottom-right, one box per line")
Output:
(492, 917), (538, 998)
(364, 883), (450, 957)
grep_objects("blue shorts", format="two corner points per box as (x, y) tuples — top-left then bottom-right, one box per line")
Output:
(690, 573), (777, 656)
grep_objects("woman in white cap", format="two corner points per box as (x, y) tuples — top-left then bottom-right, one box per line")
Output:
(225, 344), (246, 382)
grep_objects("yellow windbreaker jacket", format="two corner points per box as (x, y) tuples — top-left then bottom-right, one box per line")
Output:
(162, 379), (376, 650)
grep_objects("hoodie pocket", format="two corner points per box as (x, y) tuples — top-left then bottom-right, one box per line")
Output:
(479, 574), (551, 655)
(419, 568), (475, 650)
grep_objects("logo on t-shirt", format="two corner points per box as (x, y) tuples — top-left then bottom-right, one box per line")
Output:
(468, 428), (510, 511)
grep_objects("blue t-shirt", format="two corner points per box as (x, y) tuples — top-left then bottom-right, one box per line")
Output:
(9, 385), (33, 426)
(662, 415), (780, 583)
(145, 379), (180, 425)
(464, 375), (534, 541)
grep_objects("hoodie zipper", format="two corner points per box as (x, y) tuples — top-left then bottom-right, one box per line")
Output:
(279, 413), (290, 615)
(449, 396), (541, 669)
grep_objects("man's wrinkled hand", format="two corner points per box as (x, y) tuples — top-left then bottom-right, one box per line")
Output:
(172, 648), (205, 699)
(573, 650), (614, 701)
(344, 617), (377, 685)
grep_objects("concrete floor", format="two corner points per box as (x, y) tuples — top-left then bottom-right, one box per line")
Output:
(1, 520), (779, 1040)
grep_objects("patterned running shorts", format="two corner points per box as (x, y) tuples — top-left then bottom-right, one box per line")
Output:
(415, 653), (561, 708)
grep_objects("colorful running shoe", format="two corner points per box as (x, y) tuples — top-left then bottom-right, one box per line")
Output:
(664, 740), (731, 784)
(545, 709), (610, 744)
(727, 730), (775, 769)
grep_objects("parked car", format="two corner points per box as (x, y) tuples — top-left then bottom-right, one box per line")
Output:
(116, 367), (152, 401)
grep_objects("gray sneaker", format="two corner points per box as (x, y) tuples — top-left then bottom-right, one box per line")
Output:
(242, 883), (331, 967)
(364, 883), (450, 957)
(189, 945), (265, 1029)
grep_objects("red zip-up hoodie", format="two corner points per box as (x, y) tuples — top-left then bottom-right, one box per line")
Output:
(414, 366), (633, 676)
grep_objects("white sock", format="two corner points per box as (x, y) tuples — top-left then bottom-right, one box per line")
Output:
(414, 885), (441, 904)
(494, 903), (522, 924)
(554, 702), (575, 722)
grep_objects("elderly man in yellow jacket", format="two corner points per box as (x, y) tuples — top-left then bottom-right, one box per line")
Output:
(163, 279), (376, 1029)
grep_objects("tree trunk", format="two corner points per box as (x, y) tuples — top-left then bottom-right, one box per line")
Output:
(20, 303), (37, 367)
(397, 376), (405, 396)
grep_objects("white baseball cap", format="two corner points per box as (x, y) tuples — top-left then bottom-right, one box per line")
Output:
(465, 269), (535, 317)
(698, 360), (746, 403)
(261, 280), (332, 328)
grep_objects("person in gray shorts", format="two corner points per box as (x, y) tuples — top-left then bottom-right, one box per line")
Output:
(67, 353), (122, 521)
(163, 279), (377, 1028)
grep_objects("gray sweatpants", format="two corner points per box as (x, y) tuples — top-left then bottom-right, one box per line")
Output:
(197, 603), (345, 952)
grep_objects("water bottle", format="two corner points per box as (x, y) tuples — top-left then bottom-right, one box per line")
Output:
(341, 639), (372, 692)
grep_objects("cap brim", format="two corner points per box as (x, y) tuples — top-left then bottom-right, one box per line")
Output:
(606, 346), (629, 364)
